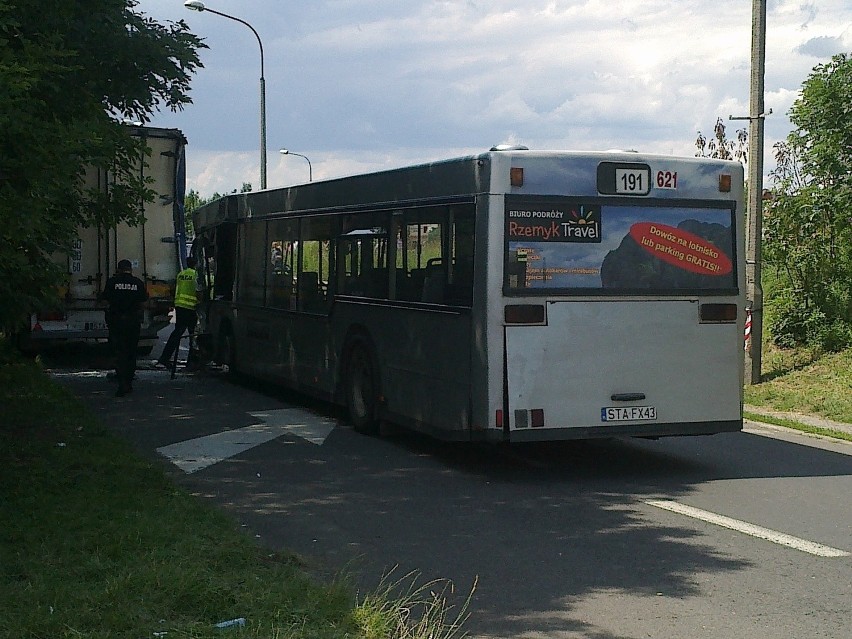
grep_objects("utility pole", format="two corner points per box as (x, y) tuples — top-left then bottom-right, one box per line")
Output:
(184, 1), (267, 189)
(732, 0), (767, 385)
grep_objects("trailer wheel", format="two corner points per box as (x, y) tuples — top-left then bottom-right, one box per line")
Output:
(345, 343), (380, 435)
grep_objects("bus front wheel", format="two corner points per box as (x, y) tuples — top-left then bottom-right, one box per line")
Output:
(345, 345), (380, 435)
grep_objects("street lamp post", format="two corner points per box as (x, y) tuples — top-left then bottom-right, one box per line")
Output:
(184, 0), (267, 190)
(279, 149), (312, 182)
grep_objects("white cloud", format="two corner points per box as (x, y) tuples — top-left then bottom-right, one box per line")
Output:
(188, 151), (257, 195)
(139, 0), (852, 194)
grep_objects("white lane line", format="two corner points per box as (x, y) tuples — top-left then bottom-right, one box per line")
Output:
(644, 499), (850, 558)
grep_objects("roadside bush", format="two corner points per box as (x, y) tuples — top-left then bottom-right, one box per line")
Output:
(811, 319), (852, 353)
(767, 288), (852, 352)
(767, 291), (816, 348)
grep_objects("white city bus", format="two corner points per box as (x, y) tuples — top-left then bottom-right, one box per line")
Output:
(192, 147), (745, 442)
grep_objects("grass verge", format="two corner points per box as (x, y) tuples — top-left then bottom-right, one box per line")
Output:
(745, 345), (852, 425)
(743, 411), (852, 443)
(0, 347), (472, 639)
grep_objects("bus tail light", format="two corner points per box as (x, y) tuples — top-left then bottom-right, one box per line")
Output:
(505, 304), (545, 324)
(700, 303), (738, 323)
(496, 409), (503, 428)
(719, 174), (732, 192)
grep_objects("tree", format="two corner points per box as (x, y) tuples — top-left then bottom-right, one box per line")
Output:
(183, 189), (206, 238)
(0, 0), (205, 333)
(695, 117), (748, 164)
(763, 52), (852, 350)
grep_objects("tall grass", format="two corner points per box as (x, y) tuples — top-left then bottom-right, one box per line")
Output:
(354, 570), (476, 639)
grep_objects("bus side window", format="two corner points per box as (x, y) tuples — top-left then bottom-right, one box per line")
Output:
(267, 220), (298, 309)
(238, 220), (267, 306)
(298, 217), (337, 313)
(446, 257), (473, 306)
(365, 266), (387, 298)
(395, 268), (417, 301)
(337, 212), (389, 299)
(446, 205), (475, 306)
(298, 271), (323, 312)
(406, 268), (425, 300)
(421, 258), (445, 303)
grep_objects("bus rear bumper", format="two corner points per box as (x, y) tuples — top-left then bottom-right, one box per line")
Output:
(505, 419), (743, 442)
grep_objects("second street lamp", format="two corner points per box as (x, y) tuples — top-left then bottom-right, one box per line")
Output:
(184, 1), (267, 190)
(279, 149), (312, 182)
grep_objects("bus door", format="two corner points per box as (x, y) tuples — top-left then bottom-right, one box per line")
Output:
(503, 195), (742, 437)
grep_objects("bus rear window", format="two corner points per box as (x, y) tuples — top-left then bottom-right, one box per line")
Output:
(505, 196), (737, 294)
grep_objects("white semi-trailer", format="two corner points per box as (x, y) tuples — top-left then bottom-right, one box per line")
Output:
(28, 126), (189, 353)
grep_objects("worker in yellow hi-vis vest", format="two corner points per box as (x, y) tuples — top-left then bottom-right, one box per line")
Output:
(155, 256), (201, 369)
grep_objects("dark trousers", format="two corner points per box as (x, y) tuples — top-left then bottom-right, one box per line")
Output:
(159, 306), (197, 365)
(109, 316), (141, 390)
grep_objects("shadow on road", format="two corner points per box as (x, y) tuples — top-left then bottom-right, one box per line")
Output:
(49, 346), (852, 639)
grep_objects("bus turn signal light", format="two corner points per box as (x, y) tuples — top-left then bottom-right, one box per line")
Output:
(505, 304), (545, 324)
(719, 174), (732, 192)
(700, 303), (737, 322)
(510, 167), (524, 187)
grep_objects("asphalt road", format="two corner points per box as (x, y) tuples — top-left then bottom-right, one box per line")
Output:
(50, 352), (852, 639)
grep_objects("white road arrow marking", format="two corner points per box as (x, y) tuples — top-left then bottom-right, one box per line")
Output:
(157, 408), (336, 473)
(248, 409), (336, 445)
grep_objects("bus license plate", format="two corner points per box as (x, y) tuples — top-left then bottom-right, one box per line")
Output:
(601, 406), (657, 422)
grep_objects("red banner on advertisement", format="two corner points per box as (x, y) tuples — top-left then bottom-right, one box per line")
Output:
(629, 222), (732, 276)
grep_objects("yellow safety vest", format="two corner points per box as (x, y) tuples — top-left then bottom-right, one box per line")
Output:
(174, 267), (198, 310)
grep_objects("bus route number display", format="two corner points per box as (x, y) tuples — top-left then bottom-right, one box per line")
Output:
(656, 170), (678, 189)
(615, 167), (650, 194)
(597, 162), (651, 196)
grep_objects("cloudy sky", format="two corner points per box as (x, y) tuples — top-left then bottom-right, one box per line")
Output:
(138, 0), (852, 196)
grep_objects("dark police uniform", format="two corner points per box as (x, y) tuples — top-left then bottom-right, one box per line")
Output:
(102, 262), (148, 396)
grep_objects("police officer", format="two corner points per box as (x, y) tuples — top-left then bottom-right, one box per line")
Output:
(102, 259), (148, 397)
(156, 256), (200, 369)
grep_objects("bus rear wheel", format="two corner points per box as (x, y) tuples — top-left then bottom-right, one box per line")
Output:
(345, 344), (380, 435)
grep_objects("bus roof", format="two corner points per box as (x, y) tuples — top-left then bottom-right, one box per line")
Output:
(192, 148), (742, 233)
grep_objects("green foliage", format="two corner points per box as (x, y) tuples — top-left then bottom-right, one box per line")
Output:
(0, 1), (205, 333)
(765, 284), (852, 351)
(183, 188), (207, 237)
(695, 117), (748, 164)
(763, 53), (852, 350)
